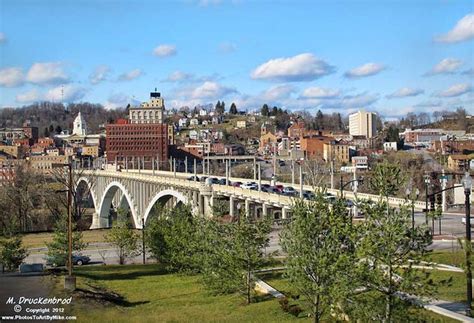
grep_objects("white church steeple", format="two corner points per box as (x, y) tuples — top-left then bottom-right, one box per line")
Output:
(73, 112), (87, 136)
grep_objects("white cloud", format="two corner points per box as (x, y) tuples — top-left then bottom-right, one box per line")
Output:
(414, 100), (442, 108)
(163, 71), (194, 82)
(435, 13), (474, 43)
(44, 84), (87, 102)
(261, 85), (295, 101)
(387, 87), (424, 99)
(427, 58), (463, 75)
(16, 89), (41, 103)
(344, 63), (385, 78)
(118, 69), (142, 81)
(104, 92), (141, 110)
(301, 86), (340, 99)
(153, 44), (177, 57)
(89, 65), (111, 84)
(435, 83), (472, 97)
(0, 32), (6, 43)
(26, 62), (69, 85)
(218, 42), (237, 54)
(251, 53), (335, 82)
(0, 67), (24, 87)
(190, 81), (237, 99)
(462, 68), (474, 75)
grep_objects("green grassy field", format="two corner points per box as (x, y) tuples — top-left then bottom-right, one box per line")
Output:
(58, 264), (462, 323)
(70, 264), (304, 323)
(22, 229), (110, 249)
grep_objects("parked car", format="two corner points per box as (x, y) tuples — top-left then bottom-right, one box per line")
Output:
(200, 176), (208, 183)
(283, 186), (296, 194)
(274, 184), (284, 192)
(187, 176), (200, 181)
(241, 182), (258, 189)
(232, 181), (242, 187)
(209, 177), (220, 184)
(46, 254), (90, 267)
(303, 191), (316, 200)
(218, 178), (227, 185)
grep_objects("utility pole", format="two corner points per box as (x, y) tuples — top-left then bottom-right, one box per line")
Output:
(142, 218), (146, 265)
(330, 159), (334, 189)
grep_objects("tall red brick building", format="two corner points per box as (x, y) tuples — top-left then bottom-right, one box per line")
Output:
(105, 90), (169, 166)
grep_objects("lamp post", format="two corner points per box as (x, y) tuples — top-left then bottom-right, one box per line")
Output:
(462, 172), (472, 317)
(142, 217), (146, 265)
(52, 161), (75, 291)
(424, 175), (431, 225)
(406, 187), (420, 235)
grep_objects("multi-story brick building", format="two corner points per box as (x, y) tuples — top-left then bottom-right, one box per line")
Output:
(323, 140), (350, 163)
(300, 134), (334, 159)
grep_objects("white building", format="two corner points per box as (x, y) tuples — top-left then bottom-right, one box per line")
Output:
(349, 110), (377, 138)
(383, 142), (398, 152)
(129, 90), (165, 124)
(73, 112), (87, 136)
(178, 118), (188, 128)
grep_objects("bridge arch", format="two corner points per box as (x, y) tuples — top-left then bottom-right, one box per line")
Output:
(143, 189), (189, 226)
(98, 181), (138, 228)
(76, 177), (97, 211)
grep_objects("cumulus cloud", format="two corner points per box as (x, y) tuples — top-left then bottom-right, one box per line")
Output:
(0, 67), (24, 87)
(218, 42), (237, 54)
(261, 85), (295, 101)
(462, 68), (474, 75)
(301, 86), (340, 99)
(435, 13), (474, 43)
(344, 63), (385, 79)
(26, 62), (69, 85)
(118, 69), (143, 81)
(0, 32), (6, 43)
(104, 92), (141, 110)
(153, 44), (177, 57)
(44, 84), (87, 102)
(386, 87), (424, 99)
(89, 65), (111, 84)
(190, 81), (237, 99)
(434, 83), (472, 97)
(426, 58), (463, 75)
(16, 89), (42, 103)
(251, 53), (335, 82)
(163, 71), (194, 82)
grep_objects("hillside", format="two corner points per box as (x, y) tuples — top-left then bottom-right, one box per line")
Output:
(0, 102), (127, 135)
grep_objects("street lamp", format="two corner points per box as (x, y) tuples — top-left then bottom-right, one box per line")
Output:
(52, 161), (75, 291)
(424, 175), (431, 225)
(462, 172), (472, 317)
(406, 187), (420, 234)
(141, 217), (146, 265)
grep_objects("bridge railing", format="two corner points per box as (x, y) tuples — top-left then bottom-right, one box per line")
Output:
(82, 169), (426, 209)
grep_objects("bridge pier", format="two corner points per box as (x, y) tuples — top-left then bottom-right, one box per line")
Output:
(229, 196), (235, 217)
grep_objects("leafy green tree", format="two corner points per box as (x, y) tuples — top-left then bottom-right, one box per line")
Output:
(354, 200), (433, 322)
(211, 199), (230, 217)
(261, 104), (269, 116)
(201, 216), (271, 304)
(146, 205), (201, 272)
(369, 161), (406, 198)
(215, 100), (224, 115)
(105, 208), (139, 265)
(280, 196), (356, 323)
(0, 236), (28, 271)
(229, 102), (238, 114)
(46, 215), (87, 266)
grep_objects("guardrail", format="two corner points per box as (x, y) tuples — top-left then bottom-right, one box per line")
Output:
(81, 169), (426, 209)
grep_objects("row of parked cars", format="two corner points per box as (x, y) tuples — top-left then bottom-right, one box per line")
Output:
(187, 176), (316, 199)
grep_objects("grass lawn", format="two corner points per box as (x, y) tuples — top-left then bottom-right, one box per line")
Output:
(68, 264), (304, 323)
(426, 250), (468, 268)
(22, 229), (110, 249)
(261, 272), (459, 323)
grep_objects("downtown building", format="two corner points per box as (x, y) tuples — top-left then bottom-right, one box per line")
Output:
(349, 110), (377, 139)
(105, 90), (169, 168)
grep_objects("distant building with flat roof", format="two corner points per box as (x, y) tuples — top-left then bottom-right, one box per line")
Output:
(349, 111), (377, 138)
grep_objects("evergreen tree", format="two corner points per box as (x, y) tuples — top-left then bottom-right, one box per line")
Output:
(229, 102), (238, 114)
(55, 125), (62, 134)
(215, 100), (224, 115)
(46, 216), (87, 266)
(105, 208), (139, 265)
(261, 104), (269, 116)
(0, 236), (28, 271)
(280, 196), (356, 323)
(44, 127), (50, 137)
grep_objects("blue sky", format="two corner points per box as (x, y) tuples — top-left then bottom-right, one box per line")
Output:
(0, 0), (473, 119)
